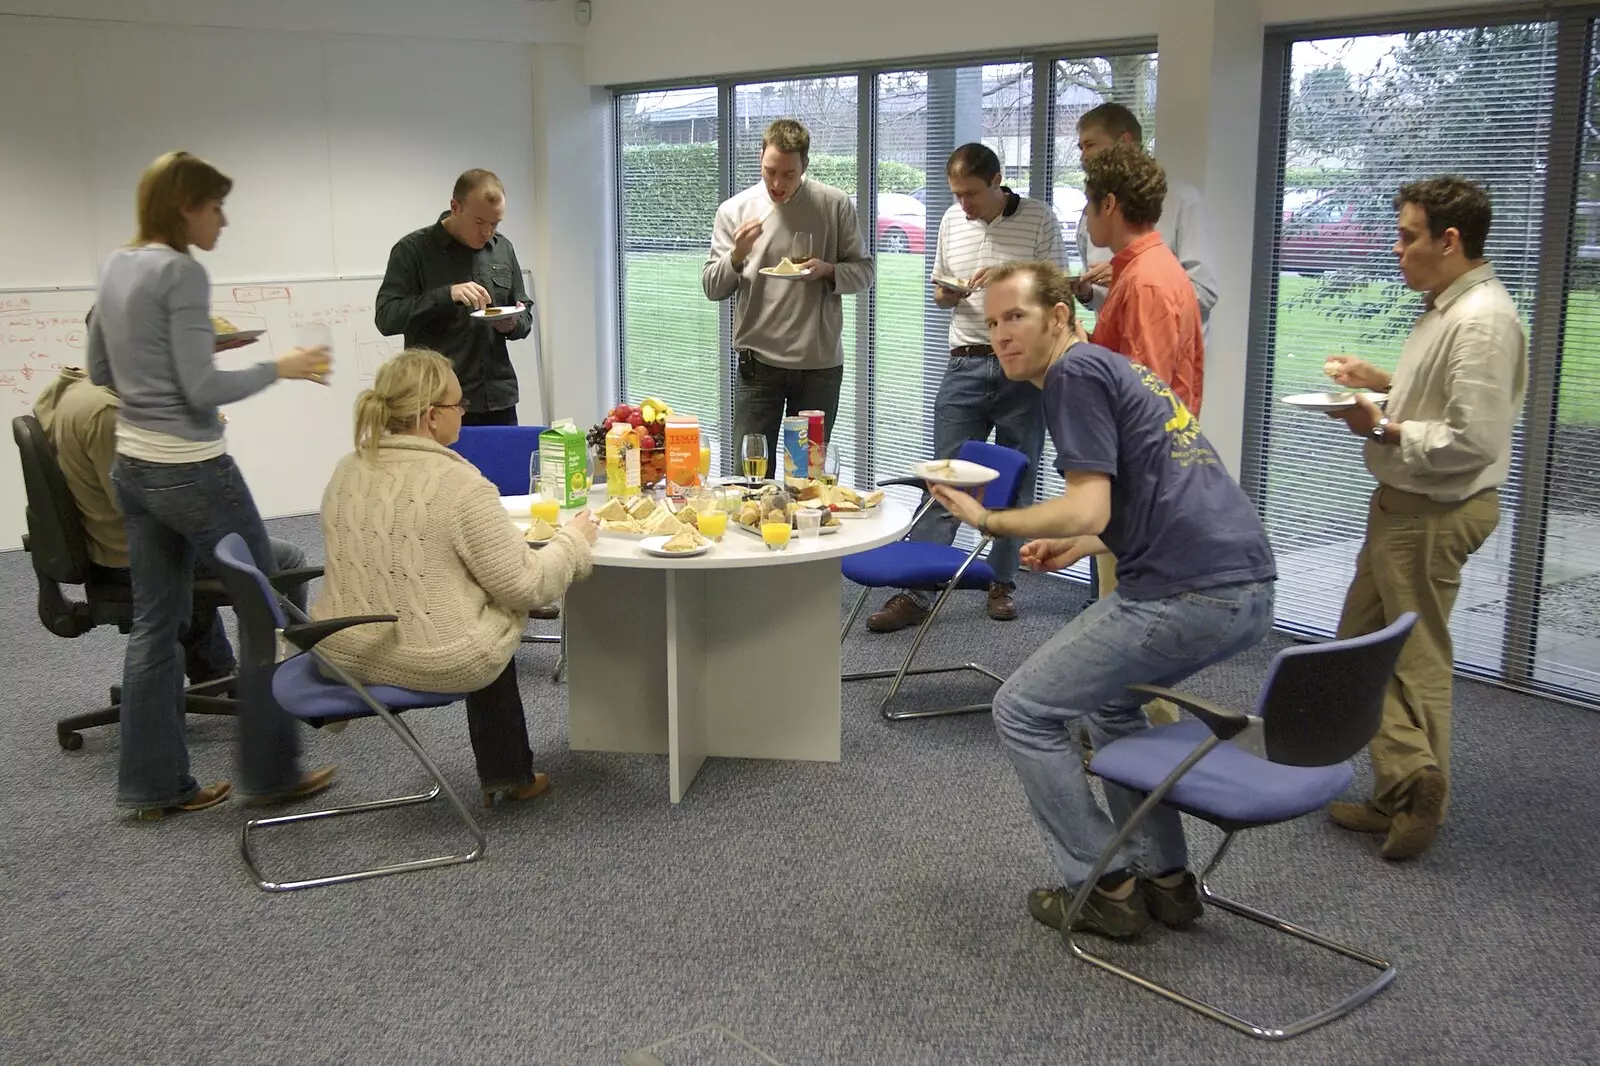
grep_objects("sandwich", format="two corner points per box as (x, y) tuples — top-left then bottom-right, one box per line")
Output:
(211, 315), (238, 335)
(661, 528), (702, 553)
(596, 498), (631, 523)
(525, 517), (556, 543)
(771, 257), (804, 275)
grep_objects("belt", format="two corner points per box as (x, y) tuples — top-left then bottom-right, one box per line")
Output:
(951, 345), (995, 358)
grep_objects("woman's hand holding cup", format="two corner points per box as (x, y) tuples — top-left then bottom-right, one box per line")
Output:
(277, 345), (333, 385)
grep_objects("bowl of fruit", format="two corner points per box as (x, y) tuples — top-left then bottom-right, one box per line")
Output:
(588, 398), (672, 490)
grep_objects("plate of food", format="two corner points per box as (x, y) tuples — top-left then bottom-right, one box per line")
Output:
(470, 305), (524, 319)
(640, 530), (712, 558)
(913, 458), (999, 488)
(596, 494), (701, 539)
(785, 478), (885, 518)
(759, 257), (811, 280)
(930, 274), (974, 296)
(1280, 391), (1389, 412)
(732, 495), (841, 536)
(523, 517), (557, 548)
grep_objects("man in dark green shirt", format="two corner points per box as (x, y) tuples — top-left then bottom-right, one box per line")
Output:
(376, 169), (532, 424)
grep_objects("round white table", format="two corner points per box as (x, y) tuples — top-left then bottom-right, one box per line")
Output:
(502, 487), (913, 802)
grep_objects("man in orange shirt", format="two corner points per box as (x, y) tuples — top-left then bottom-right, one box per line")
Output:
(1082, 142), (1205, 414)
(1080, 142), (1207, 728)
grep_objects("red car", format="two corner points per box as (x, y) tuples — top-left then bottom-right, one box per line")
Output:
(1279, 192), (1394, 275)
(848, 192), (927, 254)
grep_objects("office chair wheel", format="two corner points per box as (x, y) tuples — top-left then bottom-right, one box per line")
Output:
(58, 730), (83, 751)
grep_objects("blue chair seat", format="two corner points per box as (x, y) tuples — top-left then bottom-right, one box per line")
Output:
(271, 655), (464, 720)
(1090, 719), (1355, 827)
(842, 541), (997, 590)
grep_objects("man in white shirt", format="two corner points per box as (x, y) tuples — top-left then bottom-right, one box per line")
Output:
(867, 144), (1066, 632)
(1324, 177), (1527, 862)
(1072, 103), (1218, 347)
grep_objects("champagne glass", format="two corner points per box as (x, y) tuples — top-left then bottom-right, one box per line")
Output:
(741, 433), (768, 484)
(790, 231), (814, 264)
(698, 439), (713, 480)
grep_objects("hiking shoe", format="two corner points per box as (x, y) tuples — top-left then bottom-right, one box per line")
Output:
(1382, 767), (1446, 861)
(1142, 871), (1203, 929)
(1329, 801), (1392, 835)
(867, 593), (930, 633)
(987, 582), (1018, 621)
(1029, 883), (1150, 940)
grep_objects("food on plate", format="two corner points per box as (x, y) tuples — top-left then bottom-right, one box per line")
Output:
(781, 477), (879, 514)
(661, 528), (706, 553)
(524, 518), (556, 543)
(641, 507), (686, 536)
(595, 498), (631, 523)
(600, 518), (646, 533)
(770, 257), (804, 275)
(210, 315), (237, 334)
(622, 495), (657, 520)
(1323, 358), (1342, 378)
(481, 307), (505, 316)
(927, 459), (955, 475)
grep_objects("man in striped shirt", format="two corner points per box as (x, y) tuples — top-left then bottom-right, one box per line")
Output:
(868, 143), (1067, 632)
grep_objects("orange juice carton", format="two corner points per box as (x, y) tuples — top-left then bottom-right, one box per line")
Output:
(665, 415), (700, 496)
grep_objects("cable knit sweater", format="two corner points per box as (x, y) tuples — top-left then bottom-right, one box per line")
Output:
(310, 435), (593, 693)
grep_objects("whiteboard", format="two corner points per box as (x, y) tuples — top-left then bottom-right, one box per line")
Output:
(0, 272), (545, 551)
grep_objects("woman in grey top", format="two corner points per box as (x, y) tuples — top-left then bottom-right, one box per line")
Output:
(87, 151), (332, 819)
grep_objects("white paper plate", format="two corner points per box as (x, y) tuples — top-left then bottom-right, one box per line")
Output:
(470, 305), (524, 319)
(758, 267), (811, 280)
(640, 534), (712, 558)
(1281, 391), (1389, 412)
(913, 458), (1000, 487)
(215, 329), (265, 344)
(930, 274), (973, 296)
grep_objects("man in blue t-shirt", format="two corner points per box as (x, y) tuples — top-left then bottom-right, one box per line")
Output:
(930, 259), (1277, 940)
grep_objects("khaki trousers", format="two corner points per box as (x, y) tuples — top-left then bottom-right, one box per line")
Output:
(1094, 553), (1181, 726)
(1337, 486), (1500, 818)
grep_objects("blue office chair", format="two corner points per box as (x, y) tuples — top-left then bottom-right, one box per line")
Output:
(840, 440), (1030, 720)
(1060, 612), (1418, 1040)
(451, 424), (565, 678)
(450, 424), (547, 495)
(211, 534), (486, 893)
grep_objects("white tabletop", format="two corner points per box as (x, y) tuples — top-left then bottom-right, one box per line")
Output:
(502, 488), (913, 570)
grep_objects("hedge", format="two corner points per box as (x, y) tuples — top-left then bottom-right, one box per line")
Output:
(620, 143), (925, 244)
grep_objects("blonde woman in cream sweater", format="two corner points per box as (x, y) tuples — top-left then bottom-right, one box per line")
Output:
(311, 349), (597, 807)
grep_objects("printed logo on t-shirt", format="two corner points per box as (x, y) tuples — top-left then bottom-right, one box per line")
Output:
(1131, 362), (1217, 470)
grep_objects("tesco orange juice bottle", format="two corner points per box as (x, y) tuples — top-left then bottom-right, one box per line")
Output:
(665, 415), (700, 496)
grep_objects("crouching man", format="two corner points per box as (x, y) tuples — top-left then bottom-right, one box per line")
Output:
(929, 260), (1278, 938)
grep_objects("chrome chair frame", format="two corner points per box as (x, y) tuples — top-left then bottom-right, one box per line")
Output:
(841, 492), (1006, 720)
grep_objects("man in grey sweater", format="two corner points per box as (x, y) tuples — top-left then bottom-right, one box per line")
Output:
(703, 119), (874, 465)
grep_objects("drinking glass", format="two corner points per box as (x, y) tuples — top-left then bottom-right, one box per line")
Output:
(790, 232), (814, 263)
(796, 508), (823, 539)
(527, 447), (542, 496)
(698, 440), (713, 479)
(696, 510), (729, 541)
(741, 433), (769, 484)
(761, 520), (793, 551)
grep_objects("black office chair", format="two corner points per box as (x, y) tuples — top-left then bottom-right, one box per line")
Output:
(11, 414), (319, 750)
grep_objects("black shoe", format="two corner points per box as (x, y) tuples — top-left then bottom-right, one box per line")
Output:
(1142, 871), (1202, 929)
(1028, 881), (1151, 940)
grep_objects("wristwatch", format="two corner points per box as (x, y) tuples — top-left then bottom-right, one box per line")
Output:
(1370, 417), (1392, 444)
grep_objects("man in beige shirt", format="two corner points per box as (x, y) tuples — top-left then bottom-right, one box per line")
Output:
(1324, 177), (1527, 862)
(32, 366), (307, 685)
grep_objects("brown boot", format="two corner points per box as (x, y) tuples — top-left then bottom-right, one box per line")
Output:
(246, 765), (338, 807)
(1382, 768), (1446, 861)
(137, 781), (232, 821)
(1329, 801), (1392, 834)
(867, 593), (930, 633)
(987, 582), (1018, 621)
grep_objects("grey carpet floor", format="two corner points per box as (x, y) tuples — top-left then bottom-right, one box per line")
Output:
(1, 515), (1598, 1066)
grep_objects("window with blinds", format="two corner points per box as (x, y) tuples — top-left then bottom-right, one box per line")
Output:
(871, 62), (1033, 491)
(731, 77), (861, 479)
(1247, 23), (1600, 705)
(616, 88), (726, 461)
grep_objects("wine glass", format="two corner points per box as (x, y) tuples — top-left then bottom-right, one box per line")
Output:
(698, 439), (713, 480)
(741, 433), (769, 485)
(821, 441), (841, 487)
(790, 231), (814, 264)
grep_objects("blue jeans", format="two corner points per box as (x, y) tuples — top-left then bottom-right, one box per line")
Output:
(90, 538), (307, 684)
(111, 454), (306, 808)
(907, 354), (1045, 585)
(993, 580), (1276, 889)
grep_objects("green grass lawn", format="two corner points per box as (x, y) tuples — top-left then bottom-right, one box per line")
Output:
(623, 250), (1598, 425)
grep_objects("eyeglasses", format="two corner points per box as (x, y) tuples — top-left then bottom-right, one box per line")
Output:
(434, 400), (470, 414)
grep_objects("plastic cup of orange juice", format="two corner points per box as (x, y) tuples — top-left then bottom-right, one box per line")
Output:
(761, 521), (792, 551)
(529, 498), (560, 525)
(696, 510), (728, 540)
